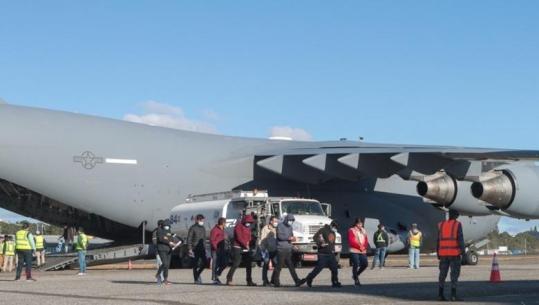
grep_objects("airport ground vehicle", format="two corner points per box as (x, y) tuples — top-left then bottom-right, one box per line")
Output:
(169, 190), (342, 266)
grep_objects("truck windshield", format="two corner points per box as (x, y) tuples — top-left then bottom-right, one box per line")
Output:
(281, 201), (325, 216)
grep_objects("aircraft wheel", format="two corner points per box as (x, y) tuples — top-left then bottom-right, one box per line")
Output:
(463, 251), (479, 266)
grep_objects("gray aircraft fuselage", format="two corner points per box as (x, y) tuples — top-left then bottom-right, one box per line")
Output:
(0, 105), (504, 251)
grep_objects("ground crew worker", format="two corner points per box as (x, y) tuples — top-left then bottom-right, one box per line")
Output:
(259, 216), (278, 286)
(76, 227), (88, 276)
(0, 235), (5, 272)
(226, 214), (257, 286)
(3, 236), (16, 272)
(188, 214), (207, 284)
(298, 221), (342, 288)
(15, 221), (37, 281)
(372, 223), (389, 270)
(408, 223), (422, 269)
(34, 230), (46, 267)
(348, 218), (369, 286)
(210, 217), (229, 285)
(152, 220), (165, 282)
(437, 210), (465, 302)
(271, 214), (302, 287)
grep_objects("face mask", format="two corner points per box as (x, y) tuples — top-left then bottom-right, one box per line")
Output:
(272, 222), (278, 227)
(245, 223), (251, 228)
(198, 222), (204, 226)
(289, 221), (295, 226)
(164, 226), (170, 230)
(332, 227), (338, 232)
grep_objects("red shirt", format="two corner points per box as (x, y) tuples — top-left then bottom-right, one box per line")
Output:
(210, 225), (226, 251)
(348, 227), (369, 254)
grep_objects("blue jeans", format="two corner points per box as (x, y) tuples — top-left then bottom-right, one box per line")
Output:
(350, 253), (368, 281)
(409, 247), (420, 268)
(78, 251), (87, 273)
(372, 247), (387, 268)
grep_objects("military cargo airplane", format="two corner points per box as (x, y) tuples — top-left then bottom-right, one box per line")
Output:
(1, 104), (538, 263)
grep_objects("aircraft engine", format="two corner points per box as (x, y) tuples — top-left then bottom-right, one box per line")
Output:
(471, 165), (539, 219)
(417, 172), (492, 216)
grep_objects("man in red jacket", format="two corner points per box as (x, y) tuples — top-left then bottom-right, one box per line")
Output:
(210, 217), (228, 285)
(226, 214), (257, 286)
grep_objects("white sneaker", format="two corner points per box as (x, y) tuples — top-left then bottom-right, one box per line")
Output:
(77, 273), (84, 276)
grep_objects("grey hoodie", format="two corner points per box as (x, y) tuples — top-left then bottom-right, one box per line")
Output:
(277, 214), (295, 250)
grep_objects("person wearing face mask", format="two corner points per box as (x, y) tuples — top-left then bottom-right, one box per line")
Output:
(210, 217), (228, 285)
(348, 218), (369, 287)
(298, 221), (341, 288)
(156, 219), (175, 286)
(226, 214), (257, 286)
(188, 214), (207, 284)
(271, 214), (302, 288)
(408, 223), (423, 269)
(259, 216), (278, 286)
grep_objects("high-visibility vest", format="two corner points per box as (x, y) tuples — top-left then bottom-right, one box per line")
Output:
(35, 235), (45, 250)
(0, 241), (4, 255)
(409, 231), (422, 248)
(15, 230), (32, 250)
(376, 232), (386, 243)
(437, 220), (462, 257)
(5, 241), (16, 256)
(75, 233), (88, 251)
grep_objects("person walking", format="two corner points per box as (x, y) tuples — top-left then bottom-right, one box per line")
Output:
(371, 223), (389, 270)
(437, 210), (465, 302)
(226, 214), (257, 286)
(152, 220), (165, 282)
(156, 219), (175, 285)
(75, 227), (88, 276)
(408, 223), (422, 269)
(348, 218), (369, 286)
(15, 221), (37, 282)
(259, 216), (278, 286)
(3, 236), (16, 272)
(188, 214), (207, 284)
(34, 230), (46, 267)
(0, 235), (5, 272)
(299, 221), (342, 288)
(210, 217), (229, 285)
(271, 214), (301, 287)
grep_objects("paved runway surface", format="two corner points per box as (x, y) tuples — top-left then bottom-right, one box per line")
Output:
(0, 255), (538, 305)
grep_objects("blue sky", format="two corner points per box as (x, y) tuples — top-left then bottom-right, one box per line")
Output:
(0, 1), (538, 234)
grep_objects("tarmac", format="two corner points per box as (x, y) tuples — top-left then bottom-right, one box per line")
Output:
(0, 255), (538, 305)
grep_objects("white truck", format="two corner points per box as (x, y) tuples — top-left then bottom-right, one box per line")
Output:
(169, 190), (342, 266)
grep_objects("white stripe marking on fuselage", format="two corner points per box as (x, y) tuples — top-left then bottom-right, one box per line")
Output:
(105, 158), (138, 165)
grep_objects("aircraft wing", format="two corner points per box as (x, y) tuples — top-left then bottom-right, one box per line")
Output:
(253, 143), (539, 183)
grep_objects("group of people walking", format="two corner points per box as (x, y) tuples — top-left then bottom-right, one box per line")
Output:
(153, 209), (466, 301)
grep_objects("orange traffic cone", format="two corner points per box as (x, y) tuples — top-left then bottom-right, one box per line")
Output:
(128, 259), (133, 271)
(490, 253), (501, 283)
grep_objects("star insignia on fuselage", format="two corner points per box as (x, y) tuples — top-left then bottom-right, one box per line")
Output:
(73, 151), (104, 170)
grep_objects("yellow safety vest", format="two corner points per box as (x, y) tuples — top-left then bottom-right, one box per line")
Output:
(5, 241), (15, 256)
(75, 233), (88, 251)
(15, 230), (32, 250)
(35, 235), (45, 250)
(409, 231), (422, 248)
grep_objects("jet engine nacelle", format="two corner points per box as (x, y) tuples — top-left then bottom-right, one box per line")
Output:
(417, 172), (492, 216)
(471, 165), (539, 219)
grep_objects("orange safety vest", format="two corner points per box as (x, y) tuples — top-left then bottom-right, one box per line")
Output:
(437, 219), (462, 257)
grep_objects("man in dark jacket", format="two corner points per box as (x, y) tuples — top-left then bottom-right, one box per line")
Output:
(298, 221), (341, 288)
(210, 217), (228, 285)
(156, 219), (175, 285)
(372, 223), (389, 270)
(271, 214), (301, 287)
(226, 214), (257, 286)
(188, 214), (207, 284)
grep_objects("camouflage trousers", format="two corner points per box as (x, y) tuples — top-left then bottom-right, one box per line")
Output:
(438, 256), (461, 289)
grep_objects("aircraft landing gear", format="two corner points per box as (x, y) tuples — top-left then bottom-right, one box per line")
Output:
(462, 249), (479, 266)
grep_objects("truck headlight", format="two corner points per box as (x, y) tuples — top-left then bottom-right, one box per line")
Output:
(292, 222), (304, 233)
